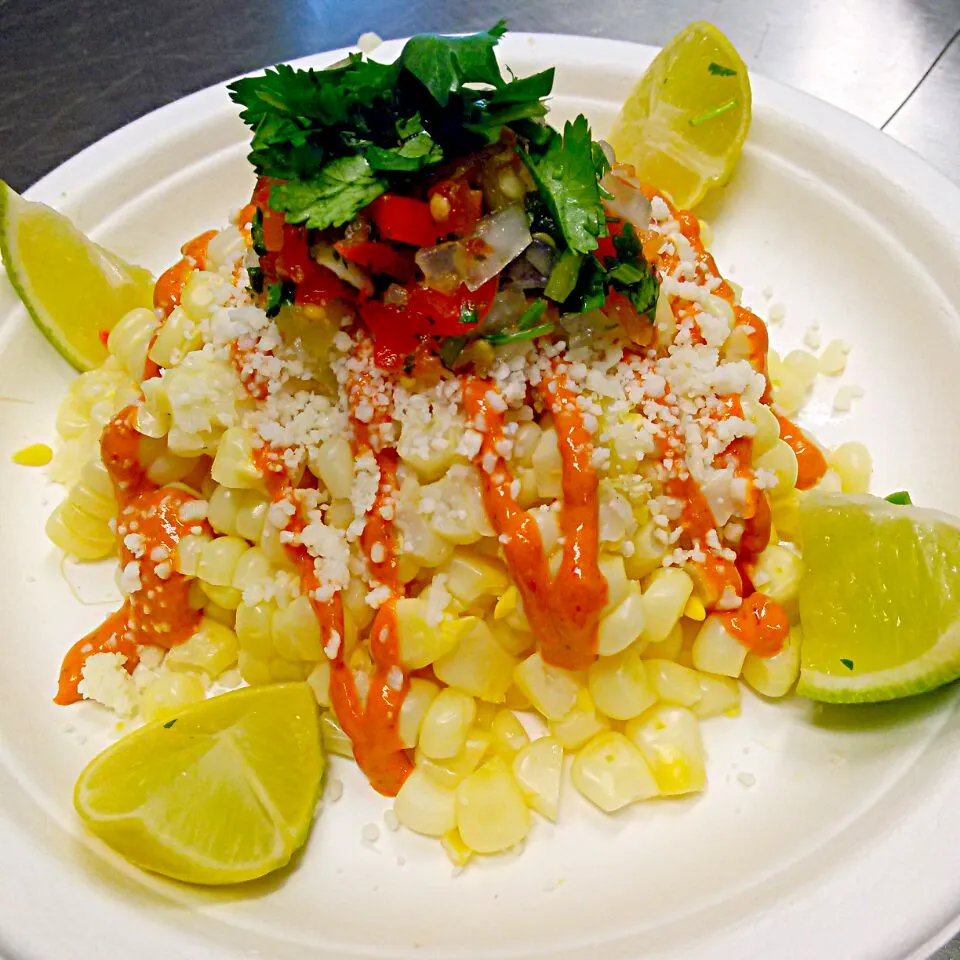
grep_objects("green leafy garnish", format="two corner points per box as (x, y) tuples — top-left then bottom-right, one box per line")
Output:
(268, 156), (386, 229)
(690, 98), (738, 127)
(163, 719), (178, 729)
(264, 280), (296, 317)
(250, 208), (267, 256)
(708, 62), (737, 76)
(840, 658), (854, 671)
(228, 22), (555, 230)
(885, 491), (913, 505)
(484, 298), (553, 345)
(521, 115), (608, 254)
(609, 223), (658, 314)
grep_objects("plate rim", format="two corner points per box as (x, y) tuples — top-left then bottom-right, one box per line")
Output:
(3, 30), (960, 960)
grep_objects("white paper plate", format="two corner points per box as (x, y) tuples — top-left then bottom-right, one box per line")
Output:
(2, 32), (960, 960)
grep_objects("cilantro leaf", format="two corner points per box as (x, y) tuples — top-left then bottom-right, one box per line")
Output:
(840, 658), (854, 671)
(365, 132), (444, 172)
(708, 62), (737, 76)
(163, 719), (178, 729)
(250, 208), (267, 256)
(521, 115), (607, 254)
(399, 21), (508, 105)
(562, 255), (608, 314)
(885, 491), (913, 505)
(269, 156), (386, 229)
(264, 280), (296, 317)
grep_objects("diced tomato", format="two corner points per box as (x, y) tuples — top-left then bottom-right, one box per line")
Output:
(593, 218), (624, 263)
(368, 195), (439, 247)
(252, 177), (286, 252)
(333, 240), (415, 282)
(427, 179), (483, 237)
(294, 266), (353, 307)
(275, 226), (313, 283)
(404, 277), (498, 336)
(359, 301), (419, 369)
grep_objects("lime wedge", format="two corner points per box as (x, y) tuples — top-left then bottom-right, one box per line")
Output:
(797, 492), (960, 703)
(0, 180), (154, 371)
(75, 683), (324, 885)
(607, 22), (752, 209)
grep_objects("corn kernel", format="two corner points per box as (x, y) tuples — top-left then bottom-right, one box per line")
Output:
(398, 677), (440, 748)
(571, 732), (659, 812)
(640, 622), (684, 662)
(829, 441), (872, 494)
(641, 568), (694, 643)
(419, 688), (476, 760)
(626, 705), (706, 796)
(140, 671), (205, 722)
(512, 736), (563, 820)
(743, 625), (801, 698)
(752, 543), (804, 609)
(756, 440), (800, 496)
(306, 660), (331, 707)
(456, 757), (530, 854)
(645, 659), (702, 707)
(588, 647), (656, 720)
(440, 551), (510, 607)
(490, 709), (530, 761)
(494, 586), (519, 620)
(683, 596), (706, 622)
(319, 710), (354, 757)
(12, 443), (53, 467)
(691, 672), (741, 718)
(441, 829), (473, 867)
(433, 617), (517, 702)
(692, 615), (747, 677)
(164, 617), (238, 677)
(417, 728), (490, 788)
(597, 584), (646, 656)
(513, 652), (580, 720)
(395, 597), (459, 669)
(549, 687), (609, 750)
(394, 768), (456, 837)
(271, 595), (323, 660)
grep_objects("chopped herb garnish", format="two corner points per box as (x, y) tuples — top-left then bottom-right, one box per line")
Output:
(264, 280), (296, 317)
(708, 62), (737, 76)
(521, 115), (609, 254)
(459, 303), (479, 325)
(544, 250), (583, 302)
(247, 266), (264, 294)
(438, 334), (471, 368)
(485, 320), (555, 346)
(250, 208), (267, 256)
(840, 658), (854, 671)
(163, 719), (178, 728)
(690, 98), (738, 127)
(885, 491), (913, 505)
(228, 22), (557, 231)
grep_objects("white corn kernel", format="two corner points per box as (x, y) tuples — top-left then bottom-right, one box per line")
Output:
(751, 543), (804, 607)
(419, 688), (476, 760)
(645, 659), (702, 706)
(398, 677), (440, 748)
(640, 568), (693, 644)
(549, 687), (609, 751)
(164, 618), (238, 677)
(692, 615), (747, 677)
(513, 652), (580, 720)
(755, 440), (799, 496)
(571, 732), (659, 812)
(597, 583), (646, 655)
(417, 729), (490, 789)
(456, 757), (530, 854)
(588, 647), (657, 720)
(742, 626), (801, 698)
(512, 737), (563, 820)
(433, 618), (517, 702)
(829, 442), (872, 494)
(394, 768), (456, 837)
(626, 705), (706, 796)
(197, 535), (248, 587)
(490, 709), (530, 761)
(139, 671), (205, 722)
(395, 597), (459, 669)
(691, 672), (741, 718)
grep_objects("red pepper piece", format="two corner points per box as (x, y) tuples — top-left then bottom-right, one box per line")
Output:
(368, 195), (440, 247)
(333, 240), (415, 282)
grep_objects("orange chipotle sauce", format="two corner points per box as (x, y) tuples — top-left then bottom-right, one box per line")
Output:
(774, 412), (827, 490)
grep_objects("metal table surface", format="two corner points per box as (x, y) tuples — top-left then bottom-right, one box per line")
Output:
(1, 0), (960, 956)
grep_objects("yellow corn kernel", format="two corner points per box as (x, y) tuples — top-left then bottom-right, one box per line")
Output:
(692, 614), (747, 677)
(691, 672), (741, 718)
(597, 583), (646, 656)
(752, 543), (804, 609)
(640, 622), (684, 661)
(683, 595), (706, 622)
(235, 491), (269, 542)
(489, 620), (534, 657)
(139, 671), (206, 722)
(268, 657), (311, 682)
(504, 684), (532, 711)
(782, 348), (820, 387)
(173, 532), (210, 577)
(203, 601), (235, 628)
(433, 617), (517, 703)
(237, 650), (272, 686)
(417, 728), (490, 789)
(164, 618), (238, 677)
(532, 427), (563, 499)
(12, 442), (53, 466)
(588, 647), (657, 720)
(199, 581), (243, 610)
(440, 550), (510, 608)
(624, 522), (666, 580)
(743, 625), (801, 698)
(771, 367), (807, 416)
(197, 535), (248, 587)
(742, 396), (780, 458)
(770, 490), (801, 541)
(814, 467), (843, 493)
(207, 484), (244, 537)
(441, 830), (473, 867)
(210, 427), (267, 492)
(494, 585), (519, 620)
(644, 659), (702, 707)
(473, 700), (498, 730)
(456, 757), (530, 854)
(395, 597), (459, 669)
(549, 687), (609, 750)
(512, 736), (563, 821)
(599, 553), (630, 610)
(394, 767), (456, 837)
(641, 568), (694, 644)
(398, 677), (440, 748)
(829, 441), (872, 494)
(231, 546), (273, 594)
(626, 705), (706, 796)
(755, 440), (800, 497)
(490, 709), (530, 761)
(310, 436), (354, 499)
(271, 595), (323, 660)
(319, 710), (354, 757)
(234, 601), (274, 658)
(306, 660), (331, 707)
(419, 688), (476, 760)
(571, 731), (659, 812)
(513, 652), (580, 721)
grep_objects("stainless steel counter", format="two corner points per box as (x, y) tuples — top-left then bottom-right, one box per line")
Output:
(1, 0), (959, 954)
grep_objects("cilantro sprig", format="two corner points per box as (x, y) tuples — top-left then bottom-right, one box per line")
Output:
(228, 23), (555, 230)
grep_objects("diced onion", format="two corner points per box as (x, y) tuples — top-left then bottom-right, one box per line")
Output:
(417, 204), (532, 293)
(601, 168), (652, 230)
